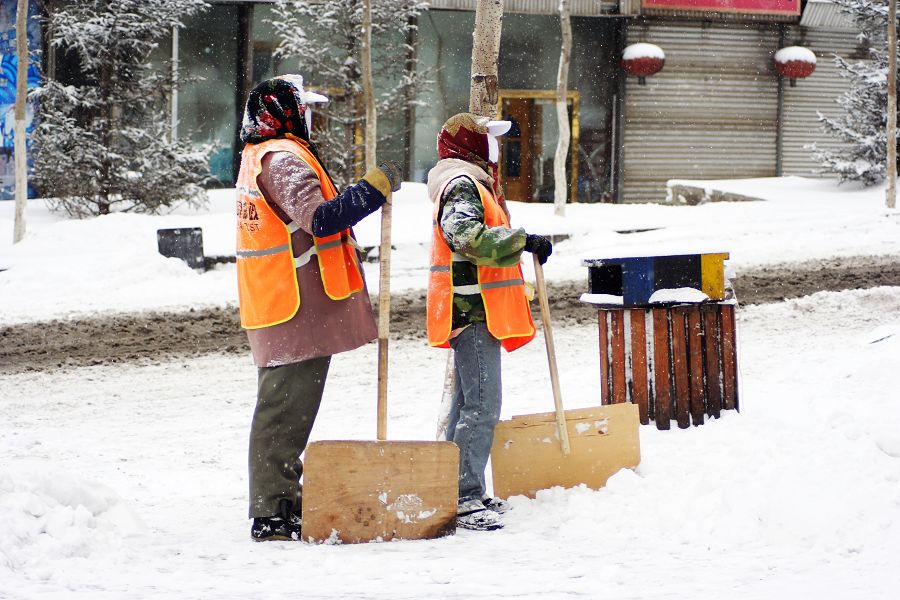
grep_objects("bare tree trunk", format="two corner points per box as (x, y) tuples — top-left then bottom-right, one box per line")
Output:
(553, 0), (572, 217)
(888, 0), (897, 209)
(99, 58), (113, 215)
(469, 0), (504, 118)
(361, 0), (376, 171)
(171, 25), (179, 141)
(403, 14), (418, 180)
(13, 0), (28, 243)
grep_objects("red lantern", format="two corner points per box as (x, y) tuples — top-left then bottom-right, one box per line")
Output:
(774, 46), (816, 87)
(622, 43), (665, 85)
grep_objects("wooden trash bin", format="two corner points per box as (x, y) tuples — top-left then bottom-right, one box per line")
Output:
(582, 253), (739, 430)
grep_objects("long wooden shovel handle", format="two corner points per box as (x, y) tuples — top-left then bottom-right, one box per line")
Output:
(533, 255), (571, 455)
(376, 199), (392, 441)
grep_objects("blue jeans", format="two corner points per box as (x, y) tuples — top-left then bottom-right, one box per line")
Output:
(447, 322), (502, 503)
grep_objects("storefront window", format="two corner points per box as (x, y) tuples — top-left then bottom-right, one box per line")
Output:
(415, 11), (618, 202)
(251, 5), (281, 84)
(180, 6), (239, 184)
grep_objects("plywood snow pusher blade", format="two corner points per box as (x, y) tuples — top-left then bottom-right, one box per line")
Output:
(489, 256), (641, 499)
(301, 191), (459, 544)
(490, 404), (640, 499)
(302, 440), (458, 543)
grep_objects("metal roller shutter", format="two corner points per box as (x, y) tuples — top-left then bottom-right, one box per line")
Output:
(780, 28), (861, 177)
(622, 21), (781, 203)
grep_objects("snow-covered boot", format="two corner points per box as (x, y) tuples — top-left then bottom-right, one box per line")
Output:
(250, 499), (302, 542)
(482, 496), (511, 514)
(456, 498), (504, 531)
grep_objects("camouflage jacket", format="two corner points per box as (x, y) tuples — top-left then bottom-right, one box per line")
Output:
(438, 176), (527, 329)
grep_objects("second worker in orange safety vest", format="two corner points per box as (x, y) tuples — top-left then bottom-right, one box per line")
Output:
(236, 75), (401, 542)
(427, 113), (553, 532)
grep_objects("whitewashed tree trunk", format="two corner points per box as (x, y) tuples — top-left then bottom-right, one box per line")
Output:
(888, 0), (897, 209)
(553, 0), (572, 217)
(361, 0), (376, 171)
(13, 0), (28, 243)
(469, 0), (504, 118)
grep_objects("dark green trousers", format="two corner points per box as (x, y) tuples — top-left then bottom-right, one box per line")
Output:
(248, 356), (331, 518)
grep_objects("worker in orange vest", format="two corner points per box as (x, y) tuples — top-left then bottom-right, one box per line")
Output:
(236, 75), (400, 541)
(427, 113), (553, 531)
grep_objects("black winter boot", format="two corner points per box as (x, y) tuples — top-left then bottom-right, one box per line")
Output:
(250, 499), (302, 542)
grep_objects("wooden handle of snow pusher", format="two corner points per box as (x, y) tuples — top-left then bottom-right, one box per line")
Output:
(533, 255), (571, 455)
(376, 198), (392, 441)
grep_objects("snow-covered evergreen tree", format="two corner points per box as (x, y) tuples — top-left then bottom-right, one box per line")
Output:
(32, 0), (213, 217)
(814, 0), (898, 185)
(270, 0), (429, 188)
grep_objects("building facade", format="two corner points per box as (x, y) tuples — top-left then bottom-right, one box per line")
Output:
(18, 0), (864, 203)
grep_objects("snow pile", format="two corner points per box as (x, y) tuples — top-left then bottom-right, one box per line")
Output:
(0, 195), (239, 322)
(859, 327), (900, 459)
(0, 468), (144, 579)
(739, 286), (900, 462)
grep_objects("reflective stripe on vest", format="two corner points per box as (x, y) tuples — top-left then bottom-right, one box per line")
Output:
(236, 138), (364, 329)
(426, 177), (536, 352)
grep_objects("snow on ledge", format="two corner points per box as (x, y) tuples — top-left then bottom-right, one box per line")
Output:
(623, 43), (665, 61)
(775, 46), (817, 65)
(580, 293), (624, 306)
(648, 287), (710, 304)
(580, 288), (711, 306)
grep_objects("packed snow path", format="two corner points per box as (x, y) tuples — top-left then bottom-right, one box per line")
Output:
(2, 287), (899, 599)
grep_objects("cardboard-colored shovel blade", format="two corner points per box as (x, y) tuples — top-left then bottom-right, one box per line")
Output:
(490, 403), (641, 499)
(301, 440), (459, 544)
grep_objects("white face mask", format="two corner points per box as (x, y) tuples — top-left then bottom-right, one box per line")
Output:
(486, 120), (512, 164)
(487, 135), (500, 163)
(276, 74), (328, 134)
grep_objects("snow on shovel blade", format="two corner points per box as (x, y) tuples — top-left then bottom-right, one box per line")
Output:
(489, 403), (641, 500)
(301, 440), (459, 544)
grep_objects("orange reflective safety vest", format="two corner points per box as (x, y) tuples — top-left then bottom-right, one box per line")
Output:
(236, 137), (364, 329)
(427, 177), (536, 352)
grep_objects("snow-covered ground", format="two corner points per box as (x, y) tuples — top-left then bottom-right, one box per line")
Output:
(1, 176), (899, 325)
(2, 177), (900, 599)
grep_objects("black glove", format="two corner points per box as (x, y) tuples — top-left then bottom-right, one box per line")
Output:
(524, 234), (553, 265)
(378, 160), (402, 193)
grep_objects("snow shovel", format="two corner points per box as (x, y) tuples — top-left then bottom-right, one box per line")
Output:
(301, 196), (460, 544)
(489, 255), (641, 499)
